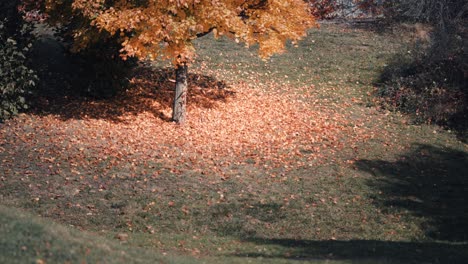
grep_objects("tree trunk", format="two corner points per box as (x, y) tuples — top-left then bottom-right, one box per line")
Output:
(172, 63), (188, 124)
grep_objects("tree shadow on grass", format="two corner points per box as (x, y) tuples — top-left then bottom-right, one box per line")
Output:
(232, 238), (468, 263)
(224, 144), (468, 263)
(356, 144), (468, 242)
(31, 66), (235, 122)
(27, 31), (235, 123)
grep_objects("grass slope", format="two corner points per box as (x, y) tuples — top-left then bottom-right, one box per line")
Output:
(0, 205), (196, 264)
(1, 23), (467, 263)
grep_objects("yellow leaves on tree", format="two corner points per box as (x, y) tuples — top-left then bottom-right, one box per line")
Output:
(46, 0), (317, 64)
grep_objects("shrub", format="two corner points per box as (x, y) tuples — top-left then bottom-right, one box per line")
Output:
(378, 0), (467, 129)
(378, 42), (466, 126)
(0, 19), (38, 121)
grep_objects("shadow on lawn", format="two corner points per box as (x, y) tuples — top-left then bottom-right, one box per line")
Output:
(232, 238), (468, 263)
(32, 66), (234, 122)
(356, 144), (468, 242)
(28, 37), (234, 122)
(228, 144), (468, 263)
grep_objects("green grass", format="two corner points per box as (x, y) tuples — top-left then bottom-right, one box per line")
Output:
(0, 205), (197, 264)
(1, 23), (467, 263)
(189, 24), (402, 101)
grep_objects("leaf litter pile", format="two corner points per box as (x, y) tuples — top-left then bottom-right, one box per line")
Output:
(1, 67), (379, 180)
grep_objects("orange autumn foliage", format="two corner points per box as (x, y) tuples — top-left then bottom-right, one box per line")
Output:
(45, 0), (317, 65)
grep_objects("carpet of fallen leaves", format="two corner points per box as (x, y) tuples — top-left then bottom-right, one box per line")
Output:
(0, 67), (383, 181)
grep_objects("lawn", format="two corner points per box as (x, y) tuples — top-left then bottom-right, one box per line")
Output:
(1, 23), (467, 263)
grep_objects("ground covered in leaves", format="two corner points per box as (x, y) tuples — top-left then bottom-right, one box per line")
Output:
(1, 24), (467, 263)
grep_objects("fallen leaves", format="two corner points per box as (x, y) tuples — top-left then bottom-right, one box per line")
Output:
(0, 67), (390, 184)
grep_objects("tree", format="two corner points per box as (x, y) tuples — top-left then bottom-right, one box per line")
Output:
(384, 0), (467, 24)
(384, 0), (466, 39)
(383, 0), (467, 76)
(305, 0), (385, 19)
(43, 0), (317, 124)
(305, 0), (340, 19)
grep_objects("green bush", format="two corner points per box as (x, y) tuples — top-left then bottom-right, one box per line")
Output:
(0, 20), (38, 121)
